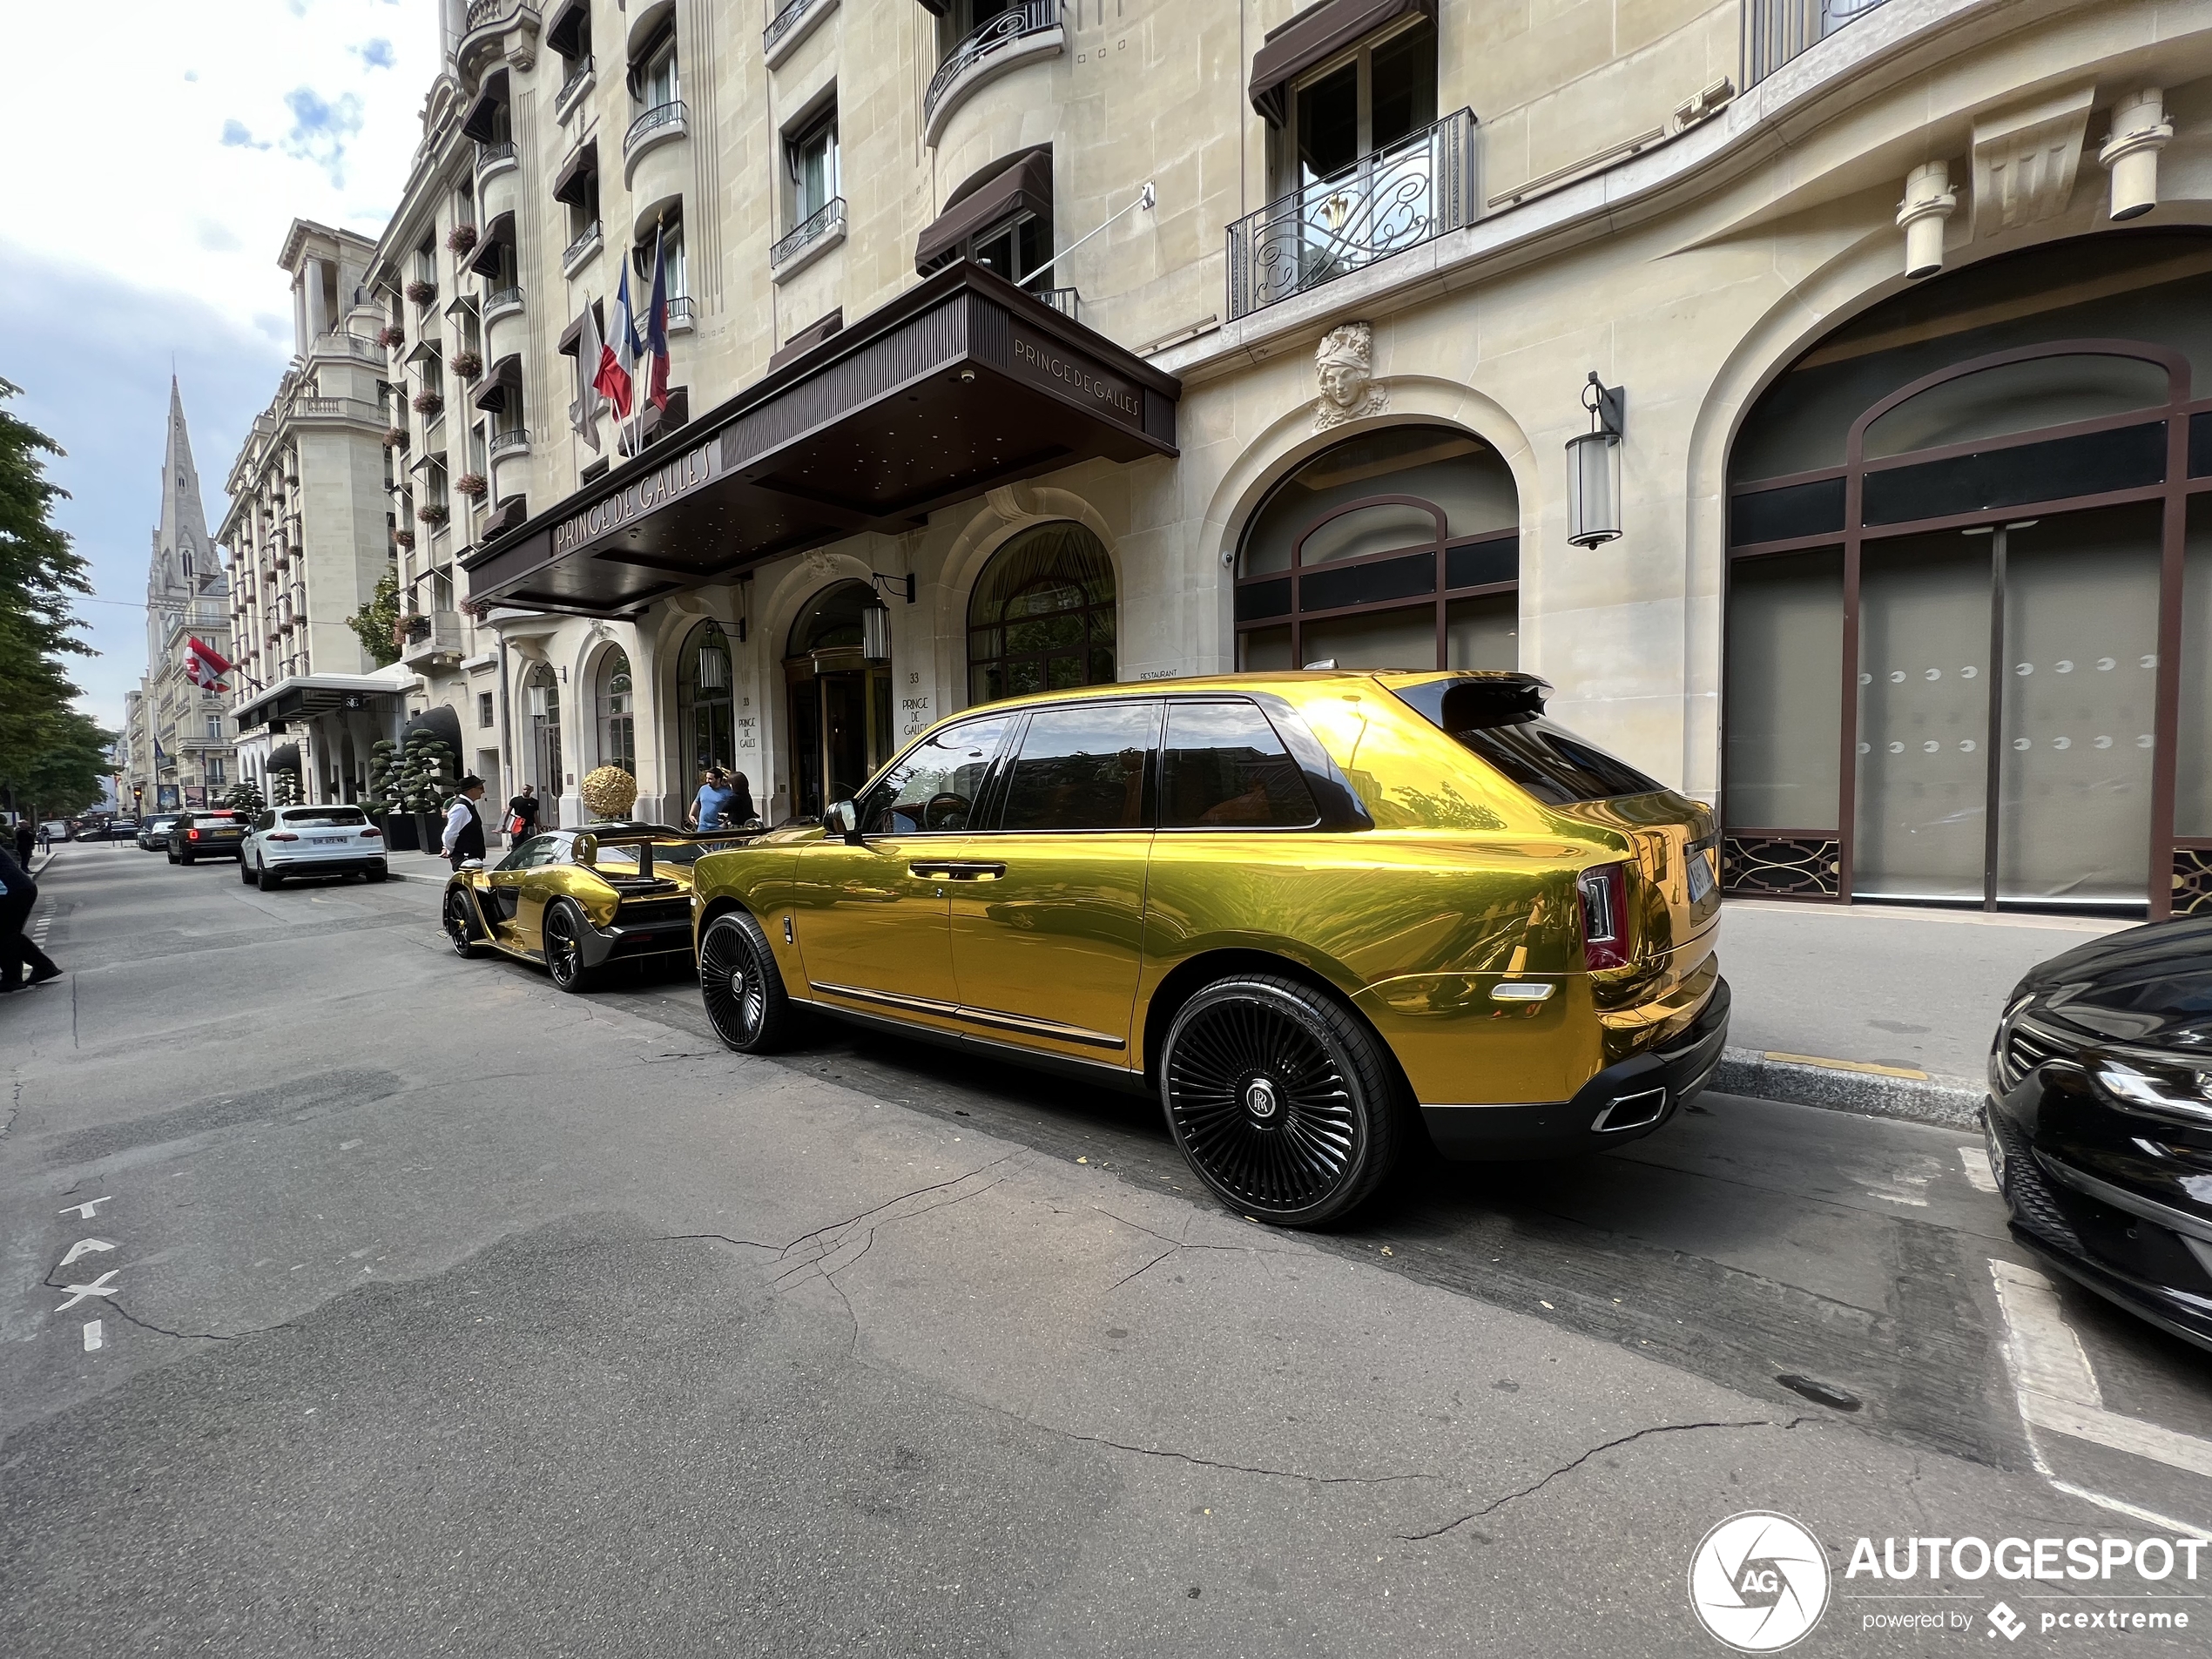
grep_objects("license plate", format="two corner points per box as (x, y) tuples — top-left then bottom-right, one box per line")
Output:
(1687, 845), (1716, 904)
(309, 836), (345, 845)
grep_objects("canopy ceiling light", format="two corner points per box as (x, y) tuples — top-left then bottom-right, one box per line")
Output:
(1565, 373), (1624, 549)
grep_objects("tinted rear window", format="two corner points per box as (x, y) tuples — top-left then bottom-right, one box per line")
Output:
(1000, 704), (1158, 832)
(282, 808), (368, 827)
(1393, 678), (1665, 806)
(1160, 701), (1318, 829)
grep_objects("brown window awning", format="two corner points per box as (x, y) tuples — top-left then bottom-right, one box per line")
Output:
(1249, 0), (1433, 124)
(768, 309), (843, 372)
(915, 147), (1052, 273)
(471, 354), (523, 413)
(462, 262), (1179, 617)
(551, 142), (598, 206)
(461, 70), (509, 142)
(545, 0), (590, 57)
(556, 302), (604, 356)
(468, 212), (516, 277)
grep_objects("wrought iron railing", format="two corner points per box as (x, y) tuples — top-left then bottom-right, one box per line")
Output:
(1226, 108), (1475, 320)
(485, 287), (525, 316)
(666, 295), (695, 326)
(765, 0), (819, 56)
(1742, 0), (1892, 86)
(925, 0), (1058, 131)
(489, 428), (531, 457)
(465, 0), (512, 26)
(1026, 285), (1079, 320)
(475, 139), (516, 173)
(770, 196), (845, 266)
(624, 99), (687, 158)
(563, 219), (603, 266)
(556, 55), (594, 107)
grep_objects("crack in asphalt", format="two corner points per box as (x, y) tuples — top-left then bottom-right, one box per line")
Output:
(1399, 1415), (1815, 1541)
(1045, 1429), (1444, 1487)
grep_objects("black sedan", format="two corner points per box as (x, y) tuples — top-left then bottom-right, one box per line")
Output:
(137, 814), (183, 851)
(166, 809), (246, 864)
(1986, 915), (2212, 1352)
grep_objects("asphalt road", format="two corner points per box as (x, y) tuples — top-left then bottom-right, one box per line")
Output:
(3, 840), (2209, 1656)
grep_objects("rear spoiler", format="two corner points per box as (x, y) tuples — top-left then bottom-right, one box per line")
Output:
(1389, 673), (1551, 734)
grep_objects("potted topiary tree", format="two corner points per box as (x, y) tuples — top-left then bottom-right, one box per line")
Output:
(270, 768), (302, 809)
(367, 738), (414, 849)
(224, 779), (267, 818)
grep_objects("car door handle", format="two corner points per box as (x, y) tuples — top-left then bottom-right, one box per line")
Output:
(909, 860), (1006, 880)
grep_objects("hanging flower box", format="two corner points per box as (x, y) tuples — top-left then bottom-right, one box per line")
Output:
(459, 596), (489, 621)
(377, 324), (405, 348)
(405, 279), (437, 306)
(418, 502), (450, 526)
(452, 348), (484, 378)
(412, 389), (443, 415)
(455, 472), (489, 499)
(446, 224), (479, 256)
(381, 425), (408, 449)
(394, 529), (417, 550)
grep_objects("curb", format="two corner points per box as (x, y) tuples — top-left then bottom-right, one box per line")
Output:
(1711, 1046), (1984, 1130)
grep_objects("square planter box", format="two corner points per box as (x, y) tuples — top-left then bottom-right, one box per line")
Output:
(380, 813), (421, 852)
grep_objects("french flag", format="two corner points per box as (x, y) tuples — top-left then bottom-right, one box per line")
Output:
(594, 261), (639, 419)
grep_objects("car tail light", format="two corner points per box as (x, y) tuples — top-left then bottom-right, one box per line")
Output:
(361, 826), (381, 840)
(187, 828), (200, 841)
(267, 832), (299, 842)
(1579, 862), (1632, 971)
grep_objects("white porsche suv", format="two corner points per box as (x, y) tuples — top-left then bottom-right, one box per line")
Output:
(240, 806), (389, 889)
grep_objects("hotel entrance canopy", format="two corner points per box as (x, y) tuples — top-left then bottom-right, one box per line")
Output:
(463, 263), (1181, 617)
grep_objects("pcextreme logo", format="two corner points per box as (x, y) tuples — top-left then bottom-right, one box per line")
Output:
(1689, 1511), (1833, 1652)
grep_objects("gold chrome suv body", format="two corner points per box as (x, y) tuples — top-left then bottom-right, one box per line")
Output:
(690, 671), (1727, 1225)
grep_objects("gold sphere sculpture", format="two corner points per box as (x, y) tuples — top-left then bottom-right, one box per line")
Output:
(580, 765), (639, 820)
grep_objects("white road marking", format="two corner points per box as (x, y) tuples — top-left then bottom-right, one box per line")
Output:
(58, 1238), (115, 1267)
(54, 1270), (120, 1312)
(1959, 1145), (2000, 1192)
(1990, 1258), (2212, 1526)
(81, 1320), (102, 1352)
(57, 1197), (111, 1219)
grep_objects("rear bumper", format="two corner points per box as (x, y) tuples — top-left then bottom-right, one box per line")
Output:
(267, 854), (388, 875)
(577, 912), (697, 968)
(1420, 976), (1730, 1160)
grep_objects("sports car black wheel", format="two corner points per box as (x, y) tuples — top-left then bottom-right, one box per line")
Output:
(543, 899), (594, 994)
(1159, 974), (1404, 1228)
(443, 887), (485, 959)
(698, 911), (797, 1052)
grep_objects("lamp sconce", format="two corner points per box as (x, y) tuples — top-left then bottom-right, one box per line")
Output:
(868, 570), (918, 604)
(2101, 89), (2174, 221)
(1565, 373), (1624, 549)
(1896, 160), (1957, 280)
(861, 600), (893, 663)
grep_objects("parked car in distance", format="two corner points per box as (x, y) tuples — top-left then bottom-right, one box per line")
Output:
(137, 814), (184, 851)
(98, 819), (140, 842)
(240, 806), (388, 888)
(442, 824), (757, 992)
(39, 820), (72, 843)
(167, 809), (246, 864)
(687, 670), (1730, 1227)
(1986, 915), (2212, 1353)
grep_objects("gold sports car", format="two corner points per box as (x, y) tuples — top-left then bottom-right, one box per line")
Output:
(442, 823), (755, 992)
(685, 671), (1728, 1227)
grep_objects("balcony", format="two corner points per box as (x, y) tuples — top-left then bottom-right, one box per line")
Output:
(1225, 108), (1475, 321)
(475, 139), (518, 183)
(562, 219), (604, 278)
(310, 332), (385, 365)
(1743, 0), (1893, 86)
(764, 0), (838, 69)
(484, 286), (525, 323)
(770, 196), (846, 283)
(555, 55), (595, 122)
(458, 0), (539, 82)
(400, 610), (466, 668)
(666, 294), (694, 334)
(1028, 285), (1079, 321)
(623, 99), (687, 186)
(923, 0), (1061, 149)
(489, 428), (532, 460)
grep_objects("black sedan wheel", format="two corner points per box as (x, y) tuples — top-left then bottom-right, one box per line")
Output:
(698, 911), (797, 1053)
(443, 887), (485, 959)
(1160, 974), (1404, 1228)
(543, 899), (594, 994)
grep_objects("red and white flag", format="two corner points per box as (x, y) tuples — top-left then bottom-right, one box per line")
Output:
(184, 636), (232, 692)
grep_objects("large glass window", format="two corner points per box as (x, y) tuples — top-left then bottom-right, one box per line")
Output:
(786, 105), (839, 225)
(999, 703), (1159, 832)
(678, 621), (733, 791)
(1283, 21), (1437, 193)
(1236, 425), (1518, 672)
(968, 523), (1116, 704)
(1159, 701), (1318, 828)
(597, 648), (635, 776)
(856, 714), (1013, 834)
(1724, 550), (1844, 830)
(787, 583), (893, 819)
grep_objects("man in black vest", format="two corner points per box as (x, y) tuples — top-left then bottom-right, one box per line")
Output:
(441, 775), (489, 872)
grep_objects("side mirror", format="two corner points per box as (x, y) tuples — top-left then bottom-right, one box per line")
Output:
(823, 800), (862, 843)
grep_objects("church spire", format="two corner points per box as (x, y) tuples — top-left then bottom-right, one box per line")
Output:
(152, 377), (212, 595)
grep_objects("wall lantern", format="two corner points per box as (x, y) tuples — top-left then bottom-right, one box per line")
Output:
(1565, 373), (1625, 548)
(861, 601), (893, 663)
(527, 684), (550, 718)
(696, 644), (728, 690)
(2101, 89), (2174, 221)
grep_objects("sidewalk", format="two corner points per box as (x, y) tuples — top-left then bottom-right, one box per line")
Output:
(1711, 898), (2133, 1126)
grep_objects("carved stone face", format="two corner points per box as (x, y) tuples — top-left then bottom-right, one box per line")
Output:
(1318, 361), (1366, 409)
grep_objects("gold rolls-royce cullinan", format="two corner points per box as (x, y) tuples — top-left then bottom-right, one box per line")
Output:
(442, 824), (754, 992)
(688, 672), (1728, 1225)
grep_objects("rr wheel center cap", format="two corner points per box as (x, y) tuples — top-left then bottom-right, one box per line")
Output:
(1244, 1076), (1281, 1121)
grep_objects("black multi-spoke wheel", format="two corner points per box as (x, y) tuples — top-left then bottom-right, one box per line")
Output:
(543, 899), (594, 993)
(1160, 974), (1403, 1228)
(443, 887), (485, 959)
(698, 911), (798, 1053)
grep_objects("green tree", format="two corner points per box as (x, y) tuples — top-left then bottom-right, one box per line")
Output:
(0, 377), (97, 806)
(348, 565), (403, 667)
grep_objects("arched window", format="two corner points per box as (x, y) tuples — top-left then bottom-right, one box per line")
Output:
(967, 523), (1116, 704)
(1234, 424), (1518, 672)
(786, 581), (891, 818)
(596, 647), (635, 776)
(524, 662), (562, 824)
(678, 621), (733, 792)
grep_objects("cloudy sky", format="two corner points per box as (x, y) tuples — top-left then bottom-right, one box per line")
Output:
(0, 0), (440, 738)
